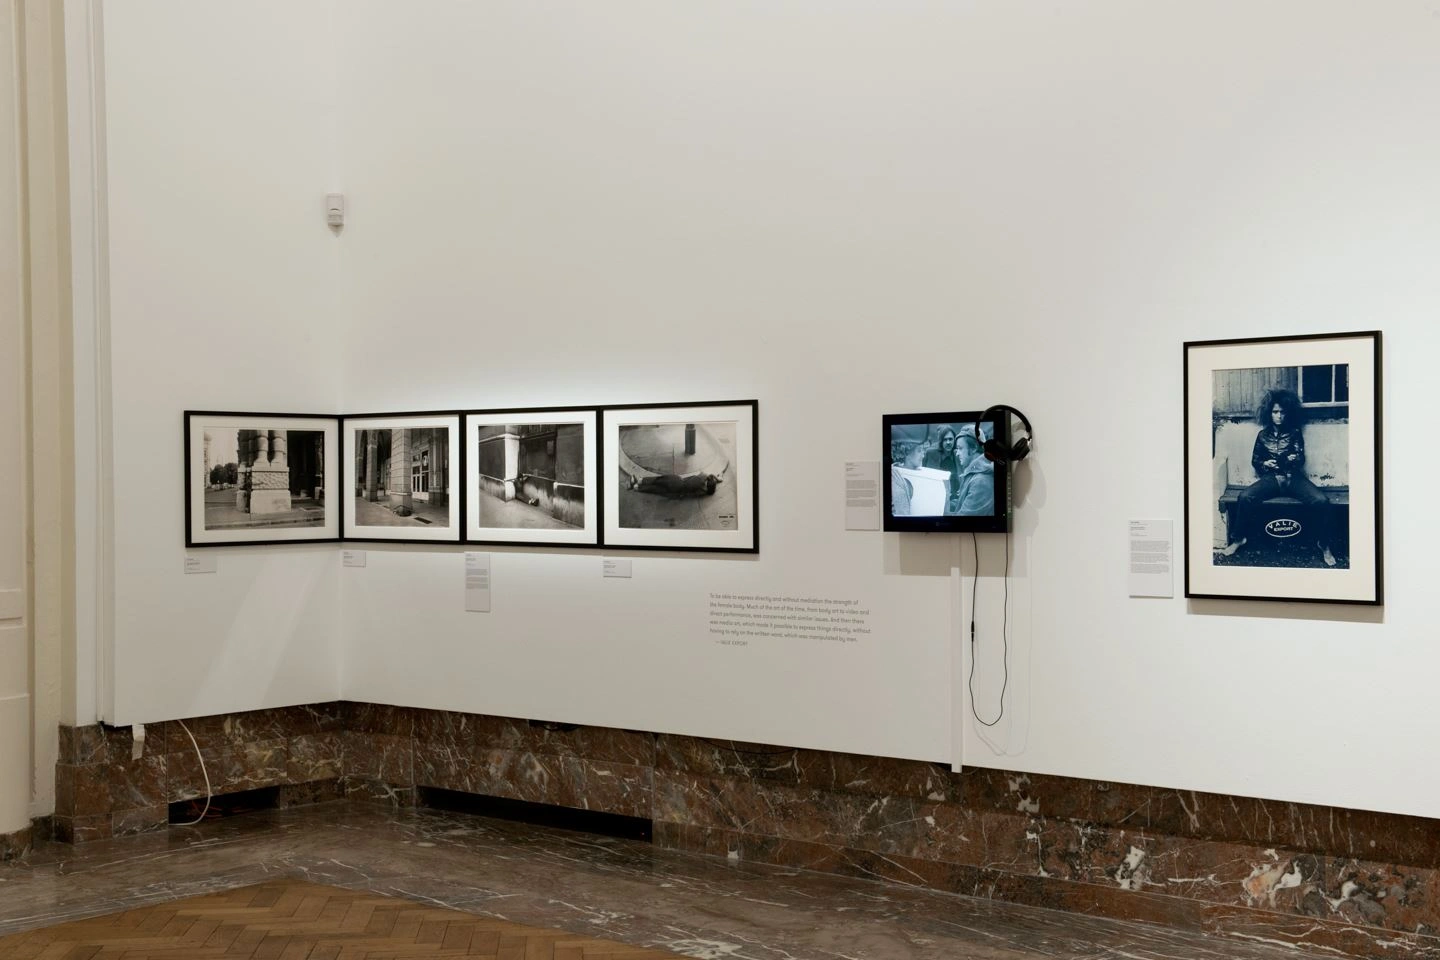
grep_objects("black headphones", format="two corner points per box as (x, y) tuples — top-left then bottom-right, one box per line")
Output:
(976, 404), (1033, 464)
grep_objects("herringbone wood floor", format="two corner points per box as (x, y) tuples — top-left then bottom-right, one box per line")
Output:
(0, 880), (686, 959)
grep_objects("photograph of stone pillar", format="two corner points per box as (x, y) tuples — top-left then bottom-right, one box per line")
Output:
(185, 412), (340, 547)
(204, 427), (325, 530)
(352, 428), (451, 528)
(341, 414), (462, 543)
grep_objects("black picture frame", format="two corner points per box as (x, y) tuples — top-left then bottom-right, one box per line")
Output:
(463, 406), (603, 549)
(881, 411), (1011, 534)
(600, 400), (759, 554)
(340, 411), (465, 545)
(183, 410), (341, 548)
(1183, 330), (1383, 605)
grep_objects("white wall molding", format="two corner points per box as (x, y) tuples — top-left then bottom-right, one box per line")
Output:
(22, 0), (76, 820)
(0, 588), (22, 622)
(64, 0), (109, 724)
(0, 693), (31, 835)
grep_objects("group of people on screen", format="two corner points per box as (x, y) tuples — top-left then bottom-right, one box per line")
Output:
(891, 426), (995, 517)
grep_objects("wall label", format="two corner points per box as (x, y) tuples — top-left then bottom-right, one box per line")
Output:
(1127, 518), (1173, 598)
(708, 592), (871, 645)
(845, 461), (881, 530)
(184, 554), (217, 575)
(464, 552), (491, 612)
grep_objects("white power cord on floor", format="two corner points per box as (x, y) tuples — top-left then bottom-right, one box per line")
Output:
(175, 720), (213, 826)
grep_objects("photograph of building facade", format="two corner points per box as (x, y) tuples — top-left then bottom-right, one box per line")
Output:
(475, 423), (585, 530)
(352, 427), (451, 527)
(202, 427), (325, 530)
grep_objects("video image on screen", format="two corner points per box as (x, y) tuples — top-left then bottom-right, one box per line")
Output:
(889, 420), (996, 518)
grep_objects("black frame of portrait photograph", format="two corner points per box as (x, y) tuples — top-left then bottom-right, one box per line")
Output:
(183, 410), (341, 548)
(464, 407), (601, 548)
(340, 411), (464, 544)
(601, 400), (759, 553)
(1183, 330), (1383, 605)
(881, 410), (1011, 534)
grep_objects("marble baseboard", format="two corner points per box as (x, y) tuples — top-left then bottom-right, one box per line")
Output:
(48, 706), (1440, 960)
(55, 703), (348, 841)
(650, 740), (1440, 959)
(278, 778), (344, 808)
(0, 816), (49, 862)
(653, 822), (1440, 959)
(413, 746), (652, 818)
(341, 776), (418, 808)
(655, 766), (1440, 931)
(0, 827), (28, 862)
(347, 706), (655, 819)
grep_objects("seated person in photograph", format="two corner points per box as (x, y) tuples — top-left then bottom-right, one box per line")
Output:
(890, 440), (928, 516)
(949, 434), (995, 516)
(1220, 387), (1335, 567)
(630, 471), (720, 498)
(514, 473), (541, 506)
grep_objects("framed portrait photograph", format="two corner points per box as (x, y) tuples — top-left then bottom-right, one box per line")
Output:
(601, 400), (758, 553)
(465, 408), (599, 547)
(1184, 331), (1382, 605)
(184, 411), (340, 547)
(341, 412), (463, 543)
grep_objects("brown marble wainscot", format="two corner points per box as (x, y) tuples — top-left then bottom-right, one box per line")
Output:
(44, 705), (1440, 960)
(0, 817), (49, 862)
(54, 721), (121, 842)
(54, 702), (347, 841)
(651, 736), (1440, 958)
(399, 706), (654, 818)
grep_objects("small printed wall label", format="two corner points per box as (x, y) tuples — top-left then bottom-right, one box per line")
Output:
(184, 554), (217, 575)
(465, 552), (492, 612)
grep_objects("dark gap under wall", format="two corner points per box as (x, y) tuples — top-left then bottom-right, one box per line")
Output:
(417, 787), (653, 842)
(168, 786), (280, 825)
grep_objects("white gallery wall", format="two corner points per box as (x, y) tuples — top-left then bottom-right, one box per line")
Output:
(332, 1), (967, 761)
(100, 1), (345, 721)
(93, 2), (1440, 814)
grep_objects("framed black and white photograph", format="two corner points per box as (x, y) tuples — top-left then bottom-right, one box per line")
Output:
(1184, 331), (1382, 604)
(601, 401), (758, 553)
(465, 409), (599, 547)
(341, 412), (462, 543)
(184, 411), (340, 547)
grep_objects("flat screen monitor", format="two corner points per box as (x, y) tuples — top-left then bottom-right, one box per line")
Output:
(882, 411), (1010, 533)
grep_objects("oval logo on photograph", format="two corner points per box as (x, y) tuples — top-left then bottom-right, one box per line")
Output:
(1265, 518), (1302, 538)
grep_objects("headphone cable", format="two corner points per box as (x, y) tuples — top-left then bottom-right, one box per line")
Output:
(968, 530), (1009, 727)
